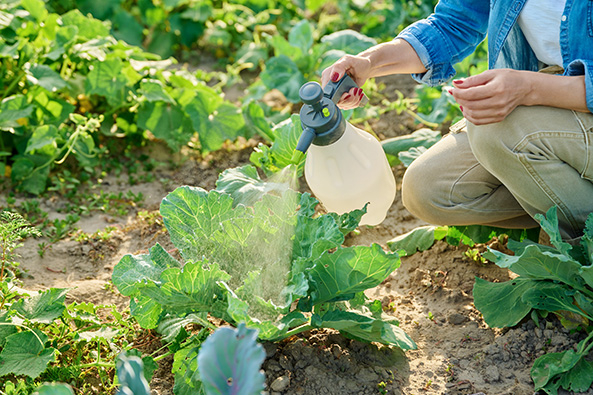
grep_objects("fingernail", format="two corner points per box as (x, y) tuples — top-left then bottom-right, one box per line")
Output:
(331, 72), (340, 82)
(344, 94), (352, 100)
(447, 88), (453, 95)
(359, 89), (364, 97)
(453, 79), (463, 84)
(460, 106), (464, 112)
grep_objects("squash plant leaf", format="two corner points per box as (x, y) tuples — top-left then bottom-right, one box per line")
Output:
(0, 313), (17, 348)
(260, 56), (306, 103)
(473, 276), (538, 328)
(138, 79), (175, 104)
(320, 30), (377, 55)
(28, 65), (66, 92)
(85, 59), (131, 107)
(185, 85), (246, 153)
(137, 101), (194, 152)
(0, 331), (55, 379)
(241, 100), (274, 142)
(198, 324), (266, 395)
(0, 95), (34, 130)
(288, 20), (313, 55)
(60, 10), (110, 40)
(12, 288), (69, 324)
(25, 125), (59, 154)
(21, 0), (48, 22)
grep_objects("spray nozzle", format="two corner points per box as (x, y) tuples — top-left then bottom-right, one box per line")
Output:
(296, 76), (355, 156)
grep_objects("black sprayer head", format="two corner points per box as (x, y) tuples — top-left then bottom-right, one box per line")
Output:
(293, 75), (363, 162)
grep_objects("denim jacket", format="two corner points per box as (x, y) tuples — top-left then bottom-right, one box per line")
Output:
(396, 0), (593, 113)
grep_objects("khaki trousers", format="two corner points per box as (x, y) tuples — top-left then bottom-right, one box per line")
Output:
(401, 106), (593, 240)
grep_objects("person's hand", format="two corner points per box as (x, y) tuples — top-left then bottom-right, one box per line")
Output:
(449, 69), (533, 125)
(321, 54), (372, 109)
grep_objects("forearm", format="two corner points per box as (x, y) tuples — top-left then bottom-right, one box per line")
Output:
(523, 72), (588, 113)
(358, 39), (427, 78)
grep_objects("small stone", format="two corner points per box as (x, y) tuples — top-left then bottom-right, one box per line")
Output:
(447, 313), (468, 325)
(484, 365), (500, 382)
(270, 375), (290, 392)
(534, 327), (542, 338)
(331, 344), (342, 358)
(356, 368), (379, 382)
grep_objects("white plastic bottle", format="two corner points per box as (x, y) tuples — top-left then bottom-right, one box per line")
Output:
(294, 77), (396, 226)
(305, 122), (396, 225)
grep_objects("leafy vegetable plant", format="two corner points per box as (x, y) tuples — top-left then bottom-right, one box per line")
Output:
(472, 207), (593, 395)
(1, 0), (256, 194)
(112, 165), (415, 393)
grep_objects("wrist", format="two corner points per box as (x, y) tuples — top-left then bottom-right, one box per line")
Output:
(519, 70), (539, 107)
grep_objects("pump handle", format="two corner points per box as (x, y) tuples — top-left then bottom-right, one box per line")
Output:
(323, 74), (368, 106)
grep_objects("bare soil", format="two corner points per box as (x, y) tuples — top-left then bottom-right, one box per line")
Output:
(9, 75), (593, 395)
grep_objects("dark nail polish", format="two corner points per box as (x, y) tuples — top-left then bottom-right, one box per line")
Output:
(453, 79), (463, 84)
(460, 106), (464, 111)
(331, 72), (340, 82)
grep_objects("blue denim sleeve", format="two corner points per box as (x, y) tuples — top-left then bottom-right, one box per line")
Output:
(565, 59), (593, 114)
(396, 0), (490, 86)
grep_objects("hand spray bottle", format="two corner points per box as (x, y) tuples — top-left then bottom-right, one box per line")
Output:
(291, 75), (396, 226)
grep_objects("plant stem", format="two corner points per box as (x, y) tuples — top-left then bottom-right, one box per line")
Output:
(1, 71), (25, 100)
(153, 351), (173, 362)
(72, 361), (113, 369)
(275, 322), (314, 340)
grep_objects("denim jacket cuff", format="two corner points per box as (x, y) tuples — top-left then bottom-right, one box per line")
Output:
(396, 23), (456, 86)
(565, 59), (593, 114)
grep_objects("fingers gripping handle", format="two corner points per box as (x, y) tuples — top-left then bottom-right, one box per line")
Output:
(323, 74), (369, 106)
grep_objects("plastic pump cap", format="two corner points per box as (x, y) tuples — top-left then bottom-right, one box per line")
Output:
(296, 82), (345, 153)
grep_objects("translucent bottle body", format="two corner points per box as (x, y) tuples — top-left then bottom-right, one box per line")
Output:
(304, 122), (396, 226)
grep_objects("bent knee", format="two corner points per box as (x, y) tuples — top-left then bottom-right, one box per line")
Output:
(401, 160), (451, 225)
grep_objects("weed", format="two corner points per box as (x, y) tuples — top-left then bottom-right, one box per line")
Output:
(74, 226), (118, 243)
(0, 211), (41, 280)
(463, 247), (486, 264)
(377, 381), (387, 394)
(19, 199), (48, 226)
(43, 214), (80, 243)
